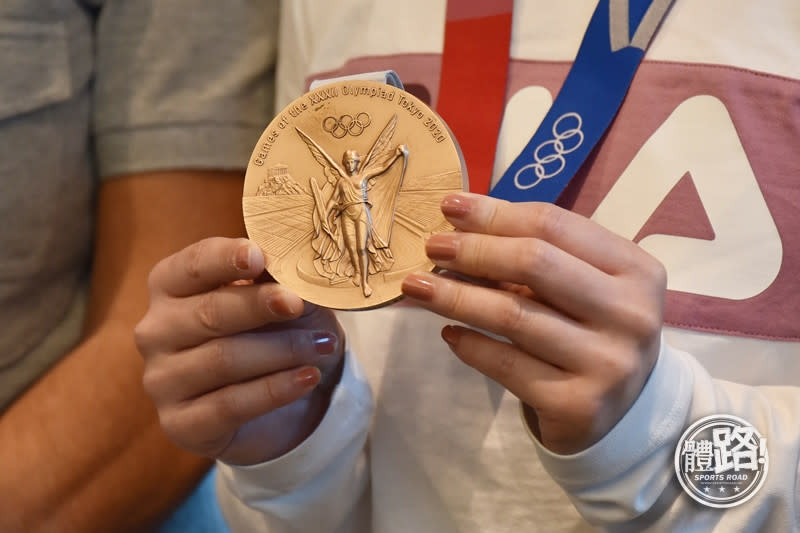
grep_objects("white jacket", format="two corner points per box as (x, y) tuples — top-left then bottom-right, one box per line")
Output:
(217, 1), (800, 531)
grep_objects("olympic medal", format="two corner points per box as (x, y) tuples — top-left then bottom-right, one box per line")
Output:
(243, 80), (465, 310)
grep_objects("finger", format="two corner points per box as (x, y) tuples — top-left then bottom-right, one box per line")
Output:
(438, 265), (539, 297)
(145, 282), (304, 350)
(149, 237), (266, 298)
(402, 271), (591, 371)
(165, 366), (321, 448)
(440, 193), (648, 275)
(143, 330), (341, 402)
(437, 268), (504, 290)
(426, 232), (617, 321)
(441, 325), (566, 407)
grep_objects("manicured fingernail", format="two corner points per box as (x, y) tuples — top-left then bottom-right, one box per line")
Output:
(402, 272), (435, 301)
(312, 331), (337, 355)
(293, 367), (321, 388)
(267, 290), (302, 317)
(426, 233), (458, 261)
(441, 194), (472, 219)
(441, 325), (462, 346)
(250, 245), (264, 269)
(235, 243), (262, 271)
(235, 244), (252, 270)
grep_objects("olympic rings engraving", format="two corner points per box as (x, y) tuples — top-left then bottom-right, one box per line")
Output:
(323, 112), (372, 138)
(513, 112), (584, 190)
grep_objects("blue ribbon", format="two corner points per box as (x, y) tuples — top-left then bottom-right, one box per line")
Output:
(490, 0), (673, 203)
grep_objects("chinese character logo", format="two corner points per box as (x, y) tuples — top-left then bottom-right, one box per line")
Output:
(674, 415), (768, 508)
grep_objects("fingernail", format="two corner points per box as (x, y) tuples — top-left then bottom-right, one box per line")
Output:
(441, 325), (462, 346)
(293, 367), (321, 388)
(441, 194), (472, 219)
(235, 244), (252, 270)
(267, 291), (302, 317)
(249, 245), (264, 270)
(312, 331), (337, 355)
(234, 243), (263, 271)
(426, 233), (458, 261)
(402, 272), (435, 301)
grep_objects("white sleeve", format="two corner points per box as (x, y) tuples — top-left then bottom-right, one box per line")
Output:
(215, 349), (374, 533)
(533, 340), (800, 532)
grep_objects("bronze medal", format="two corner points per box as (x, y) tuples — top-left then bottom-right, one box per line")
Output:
(243, 80), (465, 310)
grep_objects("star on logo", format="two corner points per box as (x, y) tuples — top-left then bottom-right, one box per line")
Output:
(734, 487), (741, 493)
(704, 487), (710, 493)
(719, 487), (726, 493)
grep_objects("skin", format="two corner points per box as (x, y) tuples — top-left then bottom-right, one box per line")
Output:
(136, 237), (344, 465)
(136, 191), (665, 470)
(402, 193), (667, 454)
(0, 171), (257, 532)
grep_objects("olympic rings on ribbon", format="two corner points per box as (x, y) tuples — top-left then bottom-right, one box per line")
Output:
(513, 112), (584, 190)
(323, 112), (372, 138)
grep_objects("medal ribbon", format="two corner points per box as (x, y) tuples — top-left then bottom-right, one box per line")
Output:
(436, 1), (514, 194)
(489, 0), (674, 202)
